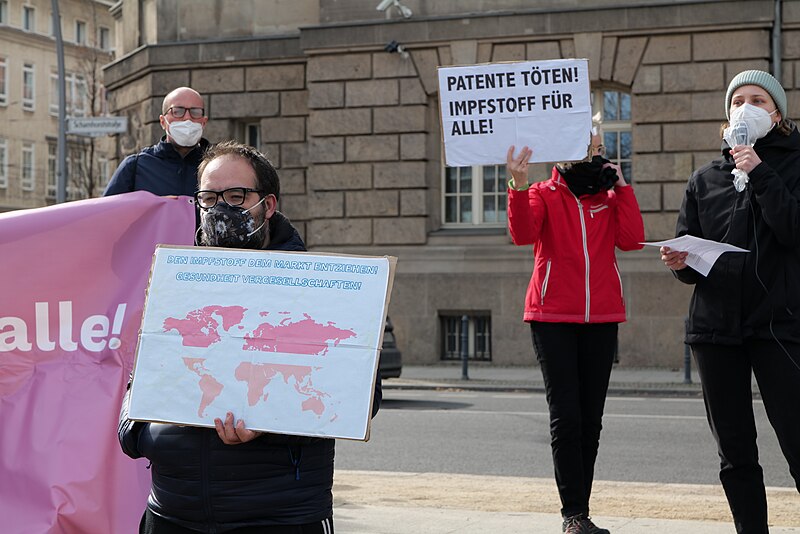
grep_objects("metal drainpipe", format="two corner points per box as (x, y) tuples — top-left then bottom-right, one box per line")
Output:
(773, 0), (782, 82)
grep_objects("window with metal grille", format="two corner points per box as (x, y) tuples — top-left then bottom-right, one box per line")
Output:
(593, 88), (632, 183)
(440, 313), (492, 361)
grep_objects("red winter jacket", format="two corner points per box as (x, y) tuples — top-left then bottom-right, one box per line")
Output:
(508, 167), (645, 323)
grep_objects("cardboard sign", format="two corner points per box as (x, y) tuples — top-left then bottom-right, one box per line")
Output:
(438, 58), (592, 166)
(128, 246), (396, 441)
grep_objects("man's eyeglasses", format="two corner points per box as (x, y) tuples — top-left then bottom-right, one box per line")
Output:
(167, 106), (205, 119)
(194, 188), (261, 209)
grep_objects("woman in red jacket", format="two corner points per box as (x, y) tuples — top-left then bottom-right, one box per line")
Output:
(507, 130), (644, 534)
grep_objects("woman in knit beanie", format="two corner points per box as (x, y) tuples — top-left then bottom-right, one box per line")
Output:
(661, 70), (800, 533)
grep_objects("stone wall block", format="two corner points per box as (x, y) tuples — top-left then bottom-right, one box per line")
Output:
(784, 30), (800, 59)
(280, 142), (308, 168)
(632, 153), (693, 182)
(450, 40), (478, 66)
(691, 92), (725, 121)
(527, 41), (561, 61)
(642, 34), (691, 64)
(306, 219), (372, 246)
(477, 43), (493, 64)
(308, 82), (344, 109)
(279, 194), (309, 221)
(400, 189), (427, 216)
(694, 30), (769, 61)
(374, 161), (426, 188)
(308, 136), (344, 163)
(633, 182), (661, 212)
(307, 53), (371, 82)
(574, 32), (603, 81)
(279, 168), (306, 195)
(308, 163), (372, 191)
(643, 212), (680, 241)
(202, 119), (234, 144)
(492, 43), (525, 62)
(308, 108), (371, 136)
(281, 90), (309, 117)
(560, 39), (575, 59)
(401, 133), (427, 160)
(246, 64), (305, 91)
(662, 182), (688, 211)
(633, 124), (661, 153)
(262, 117), (306, 143)
(631, 94), (691, 123)
(599, 37), (617, 81)
(346, 135), (399, 162)
(724, 59), (770, 83)
(782, 61), (795, 90)
(212, 92), (279, 119)
(662, 63), (724, 93)
(346, 190), (399, 217)
(374, 106), (427, 133)
(191, 67), (245, 93)
(663, 122), (721, 151)
(437, 46), (452, 69)
(262, 143), (281, 167)
(345, 79), (399, 107)
(308, 191), (344, 218)
(374, 217), (427, 245)
(632, 65), (661, 94)
(411, 48), (441, 95)
(400, 78), (428, 105)
(612, 37), (648, 86)
(374, 52), (418, 78)
(150, 71), (192, 98)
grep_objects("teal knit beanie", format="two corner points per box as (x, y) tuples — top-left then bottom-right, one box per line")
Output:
(725, 70), (787, 120)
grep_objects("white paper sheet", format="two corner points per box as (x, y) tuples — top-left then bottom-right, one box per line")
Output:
(642, 235), (748, 277)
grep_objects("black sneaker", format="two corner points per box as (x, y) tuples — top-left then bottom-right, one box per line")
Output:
(561, 514), (610, 534)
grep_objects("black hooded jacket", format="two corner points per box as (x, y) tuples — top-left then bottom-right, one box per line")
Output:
(119, 212), (382, 533)
(675, 126), (800, 345)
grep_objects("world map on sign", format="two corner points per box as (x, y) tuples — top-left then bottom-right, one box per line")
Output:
(164, 305), (356, 418)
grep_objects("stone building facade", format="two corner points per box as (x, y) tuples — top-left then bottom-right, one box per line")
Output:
(0, 0), (116, 211)
(103, 0), (798, 367)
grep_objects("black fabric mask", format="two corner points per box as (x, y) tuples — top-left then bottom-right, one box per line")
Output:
(558, 156), (617, 197)
(198, 199), (267, 249)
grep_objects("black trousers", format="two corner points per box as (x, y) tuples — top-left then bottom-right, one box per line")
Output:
(692, 340), (800, 534)
(139, 509), (334, 534)
(530, 321), (618, 518)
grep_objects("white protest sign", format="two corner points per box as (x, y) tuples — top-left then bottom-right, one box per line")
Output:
(438, 58), (592, 166)
(128, 245), (396, 441)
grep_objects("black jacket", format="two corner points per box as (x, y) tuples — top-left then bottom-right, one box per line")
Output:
(119, 213), (382, 533)
(675, 126), (800, 345)
(104, 137), (211, 197)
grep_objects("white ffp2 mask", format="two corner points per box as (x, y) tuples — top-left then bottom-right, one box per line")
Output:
(727, 103), (777, 144)
(166, 120), (203, 147)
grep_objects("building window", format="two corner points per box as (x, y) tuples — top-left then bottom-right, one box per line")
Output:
(47, 142), (56, 198)
(22, 142), (35, 191)
(72, 75), (87, 117)
(442, 164), (507, 226)
(594, 88), (632, 182)
(440, 313), (492, 361)
(0, 2), (7, 25)
(0, 57), (7, 106)
(98, 157), (110, 191)
(0, 138), (7, 188)
(22, 5), (35, 32)
(74, 20), (86, 45)
(22, 63), (34, 111)
(239, 121), (261, 149)
(98, 26), (110, 50)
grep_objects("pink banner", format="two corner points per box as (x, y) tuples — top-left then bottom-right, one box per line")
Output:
(0, 192), (196, 534)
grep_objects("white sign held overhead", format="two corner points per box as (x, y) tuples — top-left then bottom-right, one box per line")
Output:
(66, 116), (128, 136)
(438, 58), (592, 167)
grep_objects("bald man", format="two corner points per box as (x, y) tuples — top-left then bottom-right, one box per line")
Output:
(104, 87), (211, 197)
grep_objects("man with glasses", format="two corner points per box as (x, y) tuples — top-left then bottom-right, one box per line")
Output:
(120, 141), (381, 533)
(104, 86), (211, 197)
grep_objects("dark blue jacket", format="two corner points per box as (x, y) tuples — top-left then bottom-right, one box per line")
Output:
(104, 137), (211, 197)
(119, 213), (382, 533)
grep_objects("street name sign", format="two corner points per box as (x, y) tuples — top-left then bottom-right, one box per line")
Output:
(66, 116), (128, 136)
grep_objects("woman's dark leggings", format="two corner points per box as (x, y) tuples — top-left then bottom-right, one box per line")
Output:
(692, 340), (800, 534)
(530, 321), (618, 518)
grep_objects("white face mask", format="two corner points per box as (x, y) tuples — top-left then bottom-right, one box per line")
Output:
(727, 103), (777, 144)
(166, 120), (203, 147)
